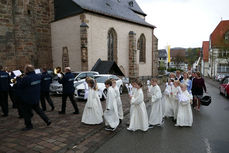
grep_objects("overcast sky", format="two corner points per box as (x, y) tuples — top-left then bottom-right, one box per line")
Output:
(137, 0), (229, 49)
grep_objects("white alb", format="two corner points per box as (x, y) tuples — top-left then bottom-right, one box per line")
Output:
(128, 88), (148, 131)
(81, 88), (103, 124)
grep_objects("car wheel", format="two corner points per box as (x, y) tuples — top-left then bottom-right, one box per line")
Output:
(225, 90), (228, 97)
(119, 85), (123, 95)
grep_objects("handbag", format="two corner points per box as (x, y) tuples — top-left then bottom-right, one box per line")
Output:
(200, 94), (211, 106)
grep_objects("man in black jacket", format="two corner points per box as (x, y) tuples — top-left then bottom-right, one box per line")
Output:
(40, 67), (54, 111)
(0, 65), (10, 117)
(58, 67), (79, 114)
(18, 64), (51, 131)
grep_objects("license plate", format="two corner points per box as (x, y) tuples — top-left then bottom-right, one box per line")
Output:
(80, 92), (85, 96)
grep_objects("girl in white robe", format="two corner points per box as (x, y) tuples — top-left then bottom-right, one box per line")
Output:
(104, 80), (119, 131)
(164, 79), (174, 118)
(170, 80), (181, 120)
(127, 80), (148, 131)
(175, 84), (193, 127)
(148, 78), (163, 127)
(81, 79), (103, 125)
(111, 79), (123, 121)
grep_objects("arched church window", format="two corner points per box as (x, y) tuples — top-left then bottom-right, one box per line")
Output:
(138, 34), (146, 63)
(107, 28), (117, 62)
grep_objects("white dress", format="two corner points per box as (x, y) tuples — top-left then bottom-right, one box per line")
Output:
(114, 86), (124, 120)
(171, 85), (181, 119)
(148, 85), (163, 125)
(104, 87), (119, 129)
(81, 88), (103, 124)
(83, 81), (89, 99)
(128, 88), (149, 131)
(129, 87), (137, 120)
(176, 90), (193, 127)
(164, 83), (174, 117)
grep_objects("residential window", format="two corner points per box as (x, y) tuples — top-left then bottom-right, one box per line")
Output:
(138, 34), (146, 63)
(225, 31), (229, 41)
(107, 28), (117, 62)
(217, 64), (229, 73)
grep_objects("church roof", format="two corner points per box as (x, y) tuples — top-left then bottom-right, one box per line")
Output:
(54, 0), (155, 28)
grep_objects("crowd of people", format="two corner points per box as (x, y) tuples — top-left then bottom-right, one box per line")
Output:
(0, 64), (207, 132)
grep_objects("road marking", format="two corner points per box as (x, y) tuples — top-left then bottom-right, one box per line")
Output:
(204, 138), (212, 153)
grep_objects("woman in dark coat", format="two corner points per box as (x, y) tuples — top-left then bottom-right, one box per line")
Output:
(191, 72), (207, 111)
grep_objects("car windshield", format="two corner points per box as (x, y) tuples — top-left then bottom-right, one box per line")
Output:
(72, 72), (80, 77)
(94, 76), (109, 83)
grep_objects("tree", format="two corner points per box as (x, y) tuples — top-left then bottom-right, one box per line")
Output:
(186, 48), (200, 67)
(172, 54), (185, 69)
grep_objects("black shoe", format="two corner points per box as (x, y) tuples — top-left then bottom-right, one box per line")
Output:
(73, 111), (79, 114)
(42, 109), (46, 112)
(21, 127), (33, 131)
(1, 114), (8, 117)
(119, 119), (122, 125)
(105, 127), (115, 131)
(47, 121), (52, 126)
(58, 111), (65, 114)
(18, 116), (23, 119)
(149, 125), (154, 129)
(51, 107), (55, 111)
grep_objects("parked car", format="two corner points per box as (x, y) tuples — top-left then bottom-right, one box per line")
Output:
(74, 74), (123, 100)
(49, 71), (99, 94)
(219, 76), (229, 97)
(215, 74), (228, 82)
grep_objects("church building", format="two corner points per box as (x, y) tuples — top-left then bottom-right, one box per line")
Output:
(51, 0), (158, 78)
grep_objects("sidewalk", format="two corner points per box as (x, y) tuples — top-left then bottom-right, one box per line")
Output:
(0, 91), (135, 153)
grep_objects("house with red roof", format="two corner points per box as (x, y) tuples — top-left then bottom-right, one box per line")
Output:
(208, 20), (229, 78)
(201, 41), (209, 76)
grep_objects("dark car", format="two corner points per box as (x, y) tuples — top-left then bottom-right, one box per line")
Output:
(219, 76), (229, 97)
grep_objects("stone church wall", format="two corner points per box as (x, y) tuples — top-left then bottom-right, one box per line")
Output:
(51, 15), (81, 71)
(0, 0), (53, 70)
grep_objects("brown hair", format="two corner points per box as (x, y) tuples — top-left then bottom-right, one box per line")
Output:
(88, 79), (98, 90)
(135, 79), (143, 87)
(25, 64), (34, 73)
(151, 78), (158, 83)
(105, 79), (112, 86)
(85, 77), (92, 83)
(196, 72), (201, 77)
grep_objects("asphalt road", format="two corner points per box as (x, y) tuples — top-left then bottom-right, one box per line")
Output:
(94, 79), (229, 153)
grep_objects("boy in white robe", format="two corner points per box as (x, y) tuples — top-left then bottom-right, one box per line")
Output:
(104, 80), (119, 131)
(148, 78), (163, 128)
(111, 79), (124, 122)
(175, 84), (193, 127)
(164, 79), (174, 117)
(127, 80), (148, 131)
(81, 79), (103, 125)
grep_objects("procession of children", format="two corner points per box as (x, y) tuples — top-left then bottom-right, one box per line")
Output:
(81, 70), (207, 132)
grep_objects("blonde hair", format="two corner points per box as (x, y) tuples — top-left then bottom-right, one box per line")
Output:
(174, 80), (180, 86)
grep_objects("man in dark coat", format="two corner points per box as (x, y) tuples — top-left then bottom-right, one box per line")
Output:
(40, 67), (54, 111)
(18, 64), (51, 131)
(0, 65), (10, 117)
(58, 67), (79, 114)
